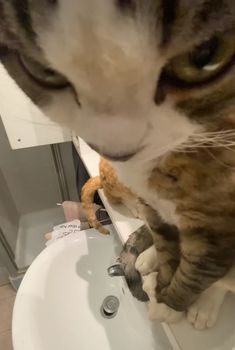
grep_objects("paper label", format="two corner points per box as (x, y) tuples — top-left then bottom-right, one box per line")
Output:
(46, 220), (81, 246)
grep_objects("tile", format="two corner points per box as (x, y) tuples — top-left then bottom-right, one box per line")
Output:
(0, 296), (15, 333)
(0, 285), (16, 301)
(0, 330), (13, 350)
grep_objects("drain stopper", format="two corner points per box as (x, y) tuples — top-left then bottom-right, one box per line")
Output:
(101, 296), (120, 319)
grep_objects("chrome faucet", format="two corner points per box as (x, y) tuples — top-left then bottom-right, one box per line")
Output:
(107, 263), (124, 277)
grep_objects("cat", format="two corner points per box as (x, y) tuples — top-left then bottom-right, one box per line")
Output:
(1, 0), (235, 330)
(81, 157), (141, 235)
(121, 223), (235, 329)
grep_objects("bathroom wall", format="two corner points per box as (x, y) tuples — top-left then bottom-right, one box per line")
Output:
(0, 118), (65, 265)
(0, 261), (9, 286)
(0, 116), (78, 270)
(0, 169), (19, 253)
(0, 118), (63, 214)
(59, 142), (78, 201)
(0, 117), (64, 255)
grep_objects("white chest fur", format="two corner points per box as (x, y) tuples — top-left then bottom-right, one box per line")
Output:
(113, 161), (179, 226)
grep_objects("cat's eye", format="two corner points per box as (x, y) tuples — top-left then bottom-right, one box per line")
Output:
(166, 35), (235, 86)
(19, 54), (69, 89)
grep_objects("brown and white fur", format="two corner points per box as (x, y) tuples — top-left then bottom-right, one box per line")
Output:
(137, 240), (235, 329)
(1, 0), (235, 330)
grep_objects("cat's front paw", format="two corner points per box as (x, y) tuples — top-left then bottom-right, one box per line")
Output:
(143, 272), (183, 324)
(142, 271), (158, 297)
(135, 245), (158, 276)
(148, 300), (183, 323)
(187, 286), (226, 330)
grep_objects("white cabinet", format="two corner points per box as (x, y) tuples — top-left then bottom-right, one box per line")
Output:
(0, 62), (72, 149)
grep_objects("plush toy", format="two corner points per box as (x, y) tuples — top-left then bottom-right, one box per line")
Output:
(81, 158), (141, 234)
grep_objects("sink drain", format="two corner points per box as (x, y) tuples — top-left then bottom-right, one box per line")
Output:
(101, 296), (120, 319)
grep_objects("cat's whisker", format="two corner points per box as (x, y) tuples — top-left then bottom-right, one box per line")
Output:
(175, 140), (235, 153)
(177, 130), (235, 152)
(173, 149), (198, 154)
(205, 149), (235, 171)
(193, 130), (235, 136)
(223, 145), (235, 155)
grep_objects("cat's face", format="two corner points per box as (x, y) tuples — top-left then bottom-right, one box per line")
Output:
(1, 1), (235, 162)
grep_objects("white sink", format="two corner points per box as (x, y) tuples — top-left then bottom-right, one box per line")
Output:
(12, 226), (172, 350)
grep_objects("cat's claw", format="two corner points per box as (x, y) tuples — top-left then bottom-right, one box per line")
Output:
(135, 245), (158, 276)
(143, 272), (183, 324)
(187, 285), (227, 330)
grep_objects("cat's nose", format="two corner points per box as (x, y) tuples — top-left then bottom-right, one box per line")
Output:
(87, 143), (139, 162)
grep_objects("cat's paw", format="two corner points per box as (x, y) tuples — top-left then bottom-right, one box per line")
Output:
(187, 301), (220, 330)
(135, 245), (158, 276)
(119, 240), (149, 302)
(143, 272), (183, 324)
(142, 271), (158, 297)
(187, 286), (226, 330)
(148, 300), (183, 323)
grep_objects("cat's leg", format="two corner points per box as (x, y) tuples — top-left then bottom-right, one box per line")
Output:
(143, 272), (183, 323)
(216, 264), (235, 292)
(133, 204), (183, 323)
(120, 203), (180, 302)
(135, 245), (158, 276)
(187, 264), (235, 330)
(141, 204), (180, 291)
(186, 264), (235, 330)
(139, 226), (186, 323)
(153, 225), (180, 292)
(187, 284), (227, 330)
(157, 228), (235, 312)
(119, 225), (153, 301)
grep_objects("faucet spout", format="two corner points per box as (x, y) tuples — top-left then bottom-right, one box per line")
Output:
(107, 264), (124, 277)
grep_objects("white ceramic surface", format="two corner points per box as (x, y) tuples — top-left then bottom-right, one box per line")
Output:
(12, 226), (172, 350)
(0, 63), (72, 149)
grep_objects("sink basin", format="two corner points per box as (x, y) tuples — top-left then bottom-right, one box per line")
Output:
(12, 226), (172, 350)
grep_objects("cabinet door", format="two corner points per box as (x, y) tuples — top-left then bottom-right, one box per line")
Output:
(0, 62), (72, 149)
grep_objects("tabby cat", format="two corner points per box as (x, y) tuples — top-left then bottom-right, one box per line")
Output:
(1, 0), (235, 330)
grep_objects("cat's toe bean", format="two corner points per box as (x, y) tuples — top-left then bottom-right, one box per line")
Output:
(135, 246), (158, 276)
